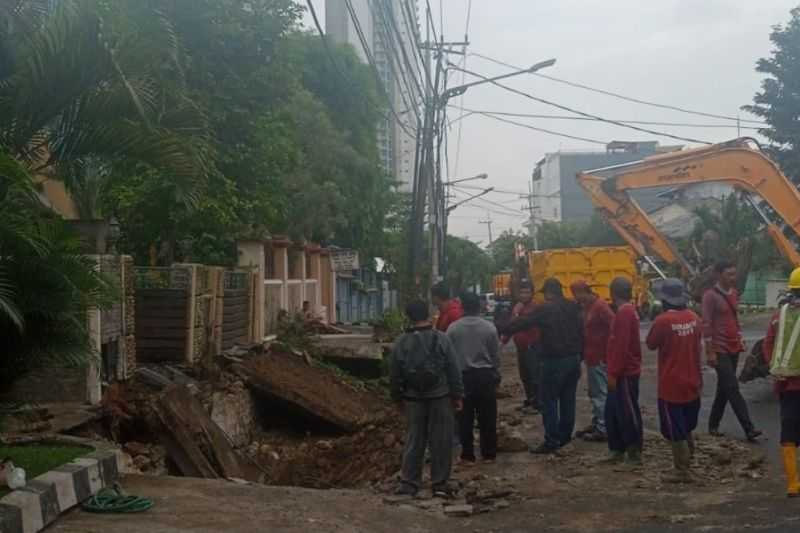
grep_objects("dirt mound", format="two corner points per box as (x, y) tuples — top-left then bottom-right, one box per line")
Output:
(251, 409), (405, 489)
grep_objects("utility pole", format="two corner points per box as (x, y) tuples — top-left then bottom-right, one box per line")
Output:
(405, 13), (556, 295)
(479, 214), (494, 245)
(522, 181), (539, 250)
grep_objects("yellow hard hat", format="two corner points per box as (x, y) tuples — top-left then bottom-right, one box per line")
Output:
(789, 267), (800, 289)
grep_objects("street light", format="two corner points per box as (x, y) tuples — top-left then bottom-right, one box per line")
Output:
(440, 58), (557, 104)
(444, 173), (488, 186)
(446, 187), (494, 213)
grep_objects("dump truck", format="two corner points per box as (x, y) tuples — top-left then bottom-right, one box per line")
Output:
(526, 245), (652, 313)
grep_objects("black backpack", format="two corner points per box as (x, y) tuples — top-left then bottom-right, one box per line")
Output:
(405, 331), (445, 393)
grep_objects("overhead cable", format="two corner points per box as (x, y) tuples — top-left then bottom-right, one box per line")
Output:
(470, 52), (765, 126)
(452, 63), (713, 145)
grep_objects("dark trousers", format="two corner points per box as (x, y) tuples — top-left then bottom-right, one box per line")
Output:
(540, 355), (581, 449)
(606, 375), (643, 452)
(780, 391), (800, 445)
(401, 396), (454, 490)
(708, 353), (754, 433)
(459, 368), (498, 460)
(517, 345), (541, 407)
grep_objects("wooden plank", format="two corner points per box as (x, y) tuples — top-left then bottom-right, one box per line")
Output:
(135, 308), (188, 320)
(136, 317), (187, 329)
(223, 294), (248, 305)
(223, 302), (248, 315)
(135, 300), (188, 312)
(135, 338), (187, 349)
(137, 349), (185, 363)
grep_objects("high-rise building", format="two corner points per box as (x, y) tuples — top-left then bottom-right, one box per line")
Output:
(326, 0), (421, 192)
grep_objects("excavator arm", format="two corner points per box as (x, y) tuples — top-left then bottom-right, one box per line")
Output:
(577, 138), (800, 270)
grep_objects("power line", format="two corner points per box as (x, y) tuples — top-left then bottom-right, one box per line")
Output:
(342, 0), (417, 138)
(453, 0), (472, 177)
(373, 0), (425, 105)
(452, 63), (713, 145)
(371, 2), (424, 129)
(448, 105), (762, 130)
(465, 107), (608, 145)
(470, 52), (766, 126)
(451, 186), (527, 217)
(306, 0), (405, 131)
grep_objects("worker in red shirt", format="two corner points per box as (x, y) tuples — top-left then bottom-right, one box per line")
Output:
(702, 260), (761, 441)
(505, 281), (541, 413)
(762, 268), (800, 498)
(646, 278), (702, 484)
(432, 283), (464, 332)
(571, 280), (614, 442)
(605, 277), (643, 465)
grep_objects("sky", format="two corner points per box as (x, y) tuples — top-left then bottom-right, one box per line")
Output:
(303, 0), (797, 245)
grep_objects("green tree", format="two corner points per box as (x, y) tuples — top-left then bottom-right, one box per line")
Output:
(445, 236), (493, 292)
(744, 7), (800, 182)
(536, 214), (623, 250)
(0, 151), (113, 389)
(488, 231), (535, 271)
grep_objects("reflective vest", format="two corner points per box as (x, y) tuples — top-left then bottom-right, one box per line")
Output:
(770, 304), (800, 377)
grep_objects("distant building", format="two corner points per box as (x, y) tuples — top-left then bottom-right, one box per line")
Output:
(531, 141), (684, 224)
(326, 0), (420, 192)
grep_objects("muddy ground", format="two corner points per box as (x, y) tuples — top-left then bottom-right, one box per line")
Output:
(60, 316), (800, 532)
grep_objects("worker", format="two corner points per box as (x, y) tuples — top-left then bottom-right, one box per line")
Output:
(389, 300), (464, 497)
(499, 278), (583, 454)
(571, 280), (614, 442)
(447, 292), (501, 465)
(432, 283), (464, 332)
(762, 267), (800, 498)
(645, 278), (702, 483)
(605, 277), (644, 465)
(505, 280), (542, 414)
(702, 260), (762, 441)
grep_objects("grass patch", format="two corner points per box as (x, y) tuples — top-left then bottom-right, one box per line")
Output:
(0, 442), (91, 496)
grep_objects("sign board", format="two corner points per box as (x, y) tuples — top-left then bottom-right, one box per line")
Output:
(330, 249), (360, 272)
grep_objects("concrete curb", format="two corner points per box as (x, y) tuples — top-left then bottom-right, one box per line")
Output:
(0, 435), (121, 533)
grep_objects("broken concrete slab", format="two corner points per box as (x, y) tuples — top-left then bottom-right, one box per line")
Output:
(443, 504), (474, 517)
(230, 351), (380, 432)
(152, 386), (250, 480)
(315, 334), (385, 379)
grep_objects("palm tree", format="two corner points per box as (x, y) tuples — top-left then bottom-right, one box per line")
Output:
(0, 0), (212, 205)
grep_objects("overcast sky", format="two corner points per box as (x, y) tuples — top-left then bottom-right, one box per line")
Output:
(304, 1), (797, 244)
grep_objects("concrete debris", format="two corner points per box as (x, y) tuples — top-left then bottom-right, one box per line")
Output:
(152, 385), (253, 481)
(444, 504), (474, 517)
(230, 349), (381, 432)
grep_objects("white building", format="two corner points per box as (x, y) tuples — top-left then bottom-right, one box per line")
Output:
(326, 0), (420, 192)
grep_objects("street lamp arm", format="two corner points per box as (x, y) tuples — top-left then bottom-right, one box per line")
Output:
(446, 187), (495, 213)
(441, 58), (556, 104)
(444, 173), (488, 185)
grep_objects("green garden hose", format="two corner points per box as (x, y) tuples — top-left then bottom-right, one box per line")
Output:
(81, 483), (153, 513)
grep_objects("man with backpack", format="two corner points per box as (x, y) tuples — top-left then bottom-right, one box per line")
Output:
(390, 300), (464, 497)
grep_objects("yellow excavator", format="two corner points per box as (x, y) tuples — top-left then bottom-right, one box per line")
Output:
(577, 138), (800, 288)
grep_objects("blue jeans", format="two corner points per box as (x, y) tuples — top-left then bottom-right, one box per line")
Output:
(587, 363), (608, 433)
(540, 355), (581, 449)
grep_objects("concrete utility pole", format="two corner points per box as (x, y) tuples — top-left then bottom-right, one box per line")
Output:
(479, 214), (494, 245)
(406, 6), (556, 295)
(521, 181), (539, 251)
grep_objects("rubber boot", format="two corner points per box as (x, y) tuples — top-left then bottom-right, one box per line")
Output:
(663, 441), (693, 484)
(781, 444), (800, 498)
(599, 450), (625, 464)
(687, 432), (696, 460)
(624, 445), (642, 466)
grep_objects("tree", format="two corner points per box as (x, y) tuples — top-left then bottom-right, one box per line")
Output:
(536, 214), (624, 251)
(0, 0), (212, 200)
(488, 231), (535, 271)
(0, 151), (113, 390)
(744, 7), (800, 182)
(445, 236), (493, 292)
